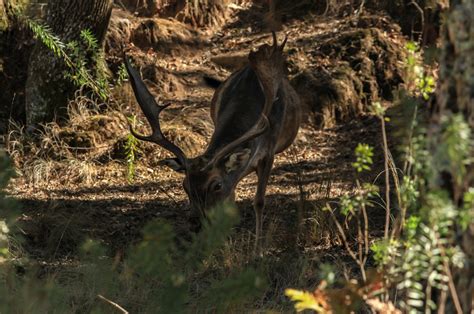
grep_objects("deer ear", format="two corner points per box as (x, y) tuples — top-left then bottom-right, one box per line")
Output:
(224, 149), (251, 173)
(159, 158), (186, 172)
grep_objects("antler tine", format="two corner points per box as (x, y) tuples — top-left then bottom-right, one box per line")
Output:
(280, 34), (288, 51)
(124, 55), (187, 167)
(271, 31), (278, 52)
(204, 115), (269, 170)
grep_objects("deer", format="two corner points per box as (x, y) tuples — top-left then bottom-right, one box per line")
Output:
(125, 32), (301, 251)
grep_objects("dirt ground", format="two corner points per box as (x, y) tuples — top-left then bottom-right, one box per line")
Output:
(6, 2), (407, 308)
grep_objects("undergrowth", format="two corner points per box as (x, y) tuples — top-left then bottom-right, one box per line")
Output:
(286, 42), (473, 313)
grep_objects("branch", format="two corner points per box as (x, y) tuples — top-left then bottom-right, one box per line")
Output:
(97, 294), (129, 314)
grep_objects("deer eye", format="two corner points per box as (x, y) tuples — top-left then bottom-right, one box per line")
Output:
(209, 179), (223, 192)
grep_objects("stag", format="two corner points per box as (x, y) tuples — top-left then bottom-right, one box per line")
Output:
(125, 33), (301, 250)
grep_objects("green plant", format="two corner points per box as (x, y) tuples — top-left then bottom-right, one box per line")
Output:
(125, 115), (141, 183)
(287, 40), (471, 313)
(433, 114), (473, 201)
(323, 143), (379, 283)
(116, 62), (129, 86)
(16, 14), (112, 101)
(405, 41), (436, 100)
(352, 143), (374, 173)
(108, 203), (264, 312)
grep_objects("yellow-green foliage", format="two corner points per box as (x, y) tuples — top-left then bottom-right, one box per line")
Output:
(285, 288), (329, 313)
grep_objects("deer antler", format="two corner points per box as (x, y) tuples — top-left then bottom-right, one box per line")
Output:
(203, 115), (270, 170)
(205, 32), (287, 169)
(124, 56), (188, 168)
(249, 31), (287, 116)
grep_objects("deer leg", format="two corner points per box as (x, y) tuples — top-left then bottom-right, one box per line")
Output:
(254, 155), (274, 253)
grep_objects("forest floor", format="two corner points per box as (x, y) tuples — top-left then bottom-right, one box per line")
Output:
(6, 2), (408, 310)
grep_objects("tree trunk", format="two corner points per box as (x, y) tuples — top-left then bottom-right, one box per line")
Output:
(25, 0), (113, 126)
(436, 0), (473, 312)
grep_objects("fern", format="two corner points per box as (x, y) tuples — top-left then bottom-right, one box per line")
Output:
(392, 223), (448, 312)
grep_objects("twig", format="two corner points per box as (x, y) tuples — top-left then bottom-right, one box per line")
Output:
(357, 214), (363, 264)
(380, 116), (391, 239)
(291, 147), (305, 245)
(437, 289), (447, 314)
(323, 0), (330, 16)
(52, 215), (73, 260)
(97, 294), (129, 314)
(409, 0), (425, 45)
(355, 178), (370, 264)
(438, 246), (463, 314)
(326, 203), (367, 282)
(361, 201), (370, 264)
(388, 153), (404, 238)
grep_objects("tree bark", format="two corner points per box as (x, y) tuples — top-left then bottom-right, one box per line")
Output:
(436, 0), (473, 312)
(25, 0), (113, 126)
